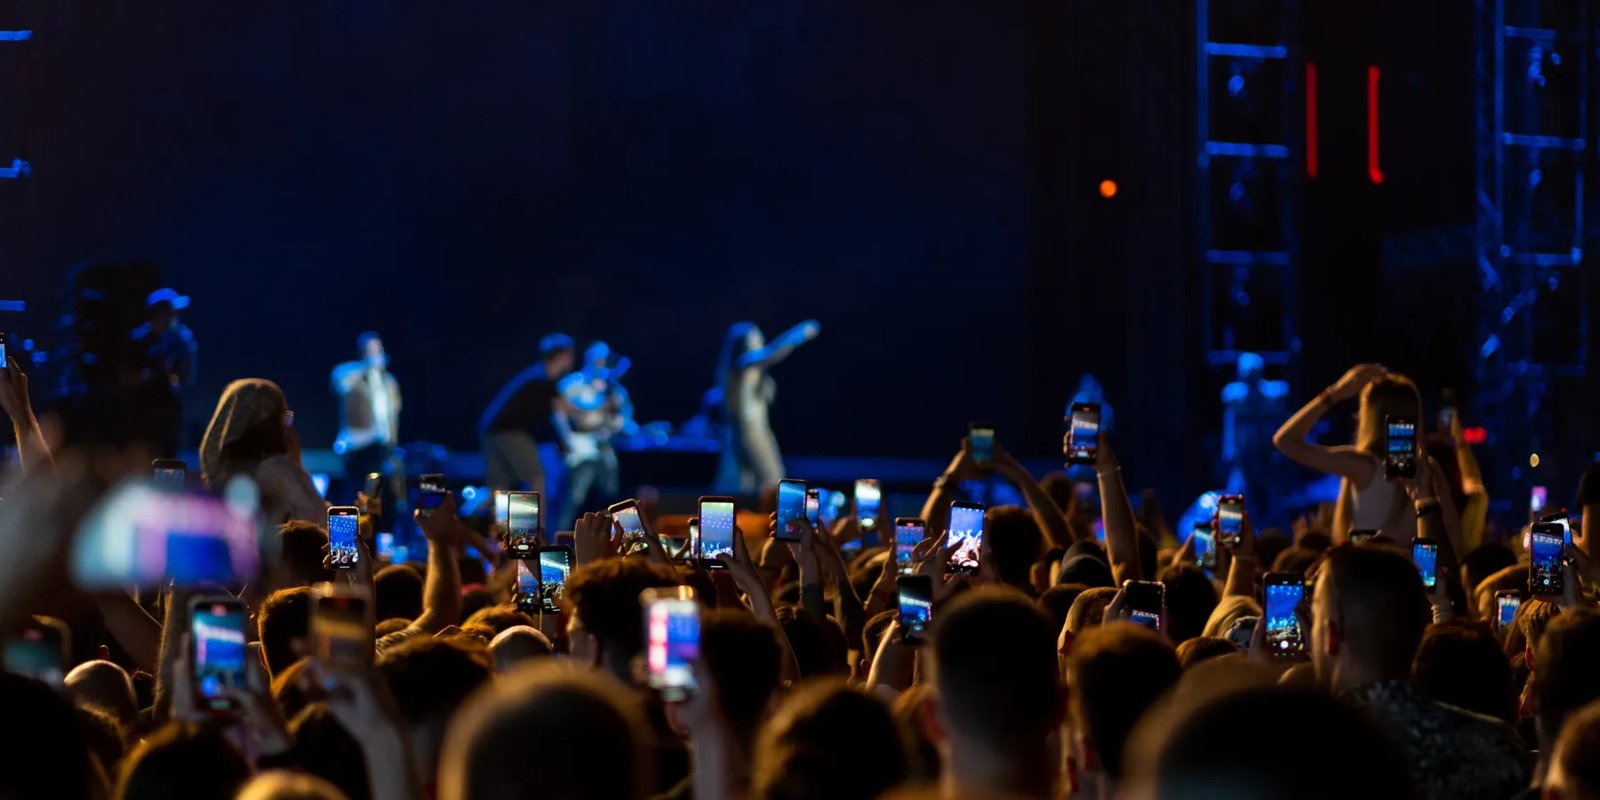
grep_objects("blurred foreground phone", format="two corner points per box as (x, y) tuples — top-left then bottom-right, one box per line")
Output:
(1122, 580), (1164, 630)
(805, 489), (821, 527)
(1191, 523), (1216, 570)
(608, 499), (649, 555)
(1530, 522), (1566, 597)
(1263, 573), (1307, 657)
(73, 483), (262, 589)
(1384, 415), (1418, 480)
(642, 587), (700, 702)
(515, 560), (541, 614)
(1215, 495), (1245, 548)
(1530, 486), (1548, 516)
(897, 575), (934, 645)
(3, 616), (70, 685)
(697, 497), (736, 569)
(152, 459), (187, 489)
(854, 479), (881, 533)
(1495, 590), (1523, 634)
(188, 597), (248, 713)
(507, 491), (541, 558)
(1412, 538), (1439, 589)
(775, 479), (807, 543)
(0, 332), (7, 365)
(1065, 403), (1101, 466)
(312, 583), (371, 670)
(969, 423), (995, 464)
(493, 491), (510, 529)
(1349, 528), (1379, 545)
(327, 506), (360, 570)
(417, 474), (448, 515)
(947, 502), (985, 574)
(538, 545), (574, 614)
(894, 517), (926, 575)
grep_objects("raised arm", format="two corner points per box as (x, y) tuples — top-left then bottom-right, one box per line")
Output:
(1096, 435), (1141, 585)
(410, 497), (464, 634)
(990, 440), (1071, 550)
(1272, 364), (1387, 483)
(0, 359), (53, 472)
(919, 440), (984, 538)
(736, 320), (820, 371)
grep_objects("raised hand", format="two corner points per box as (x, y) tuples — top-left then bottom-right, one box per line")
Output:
(0, 358), (33, 427)
(415, 493), (462, 547)
(574, 511), (619, 567)
(1328, 363), (1387, 402)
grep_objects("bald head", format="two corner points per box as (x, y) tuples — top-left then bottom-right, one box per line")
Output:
(489, 626), (553, 673)
(64, 660), (137, 729)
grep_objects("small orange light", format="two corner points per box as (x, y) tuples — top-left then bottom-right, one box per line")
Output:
(1099, 179), (1118, 199)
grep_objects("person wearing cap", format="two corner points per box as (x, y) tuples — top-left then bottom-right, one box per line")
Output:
(479, 333), (578, 499)
(553, 341), (635, 529)
(128, 287), (198, 457)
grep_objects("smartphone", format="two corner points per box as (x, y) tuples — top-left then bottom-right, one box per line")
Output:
(1215, 495), (1245, 548)
(1412, 538), (1439, 589)
(642, 587), (700, 702)
(327, 506), (361, 571)
(515, 560), (541, 614)
(1263, 573), (1307, 656)
(312, 583), (371, 670)
(894, 517), (926, 575)
(805, 489), (821, 527)
(897, 575), (934, 645)
(1065, 403), (1101, 466)
(501, 491), (541, 558)
(1384, 415), (1418, 480)
(0, 332), (7, 365)
(1122, 580), (1164, 631)
(1495, 590), (1523, 634)
(152, 458), (187, 489)
(188, 597), (248, 713)
(1350, 528), (1379, 545)
(697, 497), (736, 568)
(1439, 389), (1457, 430)
(493, 490), (510, 529)
(3, 617), (70, 685)
(1530, 522), (1566, 597)
(417, 473), (448, 514)
(855, 479), (882, 533)
(1531, 486), (1549, 515)
(969, 422), (995, 464)
(608, 499), (649, 555)
(1192, 523), (1216, 570)
(538, 546), (574, 614)
(947, 502), (985, 574)
(71, 484), (261, 588)
(775, 479), (808, 543)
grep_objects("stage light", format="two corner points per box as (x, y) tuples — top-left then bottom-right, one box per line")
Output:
(1463, 427), (1488, 445)
(1099, 180), (1118, 199)
(1530, 453), (1541, 468)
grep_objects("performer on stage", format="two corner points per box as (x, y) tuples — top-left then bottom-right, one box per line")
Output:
(128, 287), (198, 458)
(331, 331), (402, 499)
(554, 341), (635, 528)
(479, 333), (577, 498)
(711, 319), (820, 494)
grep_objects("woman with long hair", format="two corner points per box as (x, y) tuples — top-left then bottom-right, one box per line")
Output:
(199, 378), (326, 525)
(711, 320), (819, 494)
(1272, 364), (1423, 543)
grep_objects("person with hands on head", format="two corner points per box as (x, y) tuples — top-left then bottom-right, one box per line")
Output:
(1273, 363), (1423, 543)
(0, 356), (52, 471)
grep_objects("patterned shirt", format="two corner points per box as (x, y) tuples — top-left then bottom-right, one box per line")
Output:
(1341, 679), (1531, 800)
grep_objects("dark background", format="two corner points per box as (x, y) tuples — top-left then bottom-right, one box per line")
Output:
(2, 1), (1595, 515)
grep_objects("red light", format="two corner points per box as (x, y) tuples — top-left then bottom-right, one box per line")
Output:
(1367, 66), (1384, 184)
(1463, 426), (1488, 446)
(1305, 62), (1318, 178)
(1098, 179), (1118, 199)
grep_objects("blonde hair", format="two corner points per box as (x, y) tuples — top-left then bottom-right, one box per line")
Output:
(1333, 374), (1422, 539)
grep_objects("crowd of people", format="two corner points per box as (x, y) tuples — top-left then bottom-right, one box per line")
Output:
(3, 347), (1600, 800)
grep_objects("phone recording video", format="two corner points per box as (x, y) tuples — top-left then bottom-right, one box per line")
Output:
(1263, 573), (1307, 656)
(776, 479), (808, 542)
(609, 499), (649, 555)
(947, 502), (985, 574)
(1530, 522), (1566, 597)
(1065, 403), (1101, 466)
(152, 458), (187, 489)
(417, 474), (448, 514)
(805, 489), (821, 527)
(897, 575), (934, 645)
(969, 423), (995, 464)
(494, 490), (510, 529)
(1192, 523), (1216, 570)
(504, 491), (541, 557)
(327, 506), (361, 570)
(1384, 415), (1418, 480)
(515, 560), (541, 614)
(3, 617), (69, 685)
(643, 587), (700, 701)
(189, 598), (247, 712)
(1496, 591), (1523, 634)
(312, 584), (371, 670)
(855, 479), (881, 532)
(894, 517), (926, 575)
(1412, 538), (1439, 590)
(1122, 580), (1164, 631)
(697, 497), (736, 568)
(1215, 495), (1245, 548)
(539, 546), (573, 614)
(72, 484), (262, 589)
